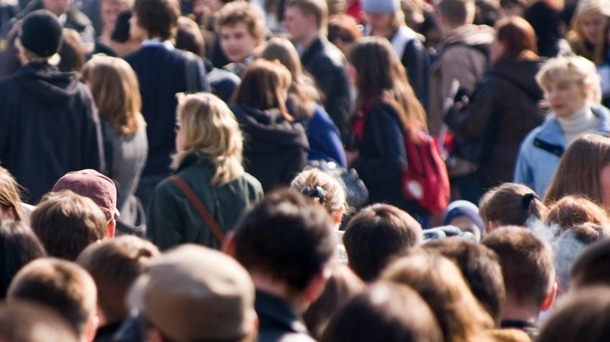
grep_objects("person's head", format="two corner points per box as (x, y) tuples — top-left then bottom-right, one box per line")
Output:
(569, 237), (610, 290)
(442, 200), (484, 241)
(349, 37), (427, 138)
(536, 55), (602, 117)
(381, 251), (494, 342)
(361, 0), (405, 36)
(7, 258), (98, 342)
(491, 16), (538, 64)
(479, 183), (548, 233)
(500, 0), (528, 17)
(570, 0), (610, 46)
(538, 287), (610, 342)
(343, 204), (422, 282)
(545, 195), (610, 233)
(215, 1), (266, 63)
(30, 191), (107, 261)
(129, 244), (257, 342)
(231, 59), (293, 121)
(327, 14), (361, 56)
(482, 227), (556, 317)
(423, 238), (505, 325)
(227, 189), (336, 311)
(42, 0), (74, 16)
(290, 168), (346, 226)
(0, 301), (79, 342)
(76, 236), (159, 326)
(52, 169), (119, 238)
(100, 0), (133, 34)
(0, 167), (25, 221)
(130, 0), (180, 40)
(82, 55), (143, 137)
(0, 220), (46, 299)
(437, 0), (476, 31)
(544, 134), (610, 210)
(58, 29), (86, 72)
(172, 92), (244, 187)
(175, 16), (205, 57)
(551, 222), (610, 294)
(321, 282), (444, 342)
(283, 0), (328, 43)
(16, 10), (63, 64)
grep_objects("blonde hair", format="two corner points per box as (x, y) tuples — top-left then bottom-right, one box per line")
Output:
(82, 55), (143, 136)
(0, 167), (25, 221)
(171, 93), (244, 187)
(569, 0), (610, 50)
(536, 55), (602, 105)
(290, 168), (346, 216)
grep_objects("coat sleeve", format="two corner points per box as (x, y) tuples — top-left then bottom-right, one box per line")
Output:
(444, 77), (495, 141)
(309, 108), (347, 167)
(403, 38), (429, 109)
(147, 181), (185, 250)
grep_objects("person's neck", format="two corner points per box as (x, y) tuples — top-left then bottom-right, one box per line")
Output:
(298, 30), (320, 51)
(557, 105), (594, 133)
(501, 300), (540, 324)
(251, 272), (308, 313)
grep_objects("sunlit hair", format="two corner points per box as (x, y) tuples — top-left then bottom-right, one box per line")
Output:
(0, 167), (25, 221)
(350, 37), (427, 142)
(215, 1), (267, 43)
(536, 55), (602, 105)
(172, 93), (244, 187)
(494, 16), (538, 64)
(569, 0), (610, 51)
(544, 134), (610, 207)
(545, 196), (610, 233)
(82, 55), (143, 136)
(290, 168), (346, 216)
(231, 59), (293, 122)
(479, 183), (548, 229)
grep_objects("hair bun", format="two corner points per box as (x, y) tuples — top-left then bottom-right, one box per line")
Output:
(521, 193), (539, 210)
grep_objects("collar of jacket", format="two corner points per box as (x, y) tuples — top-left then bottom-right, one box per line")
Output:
(300, 36), (324, 63)
(534, 105), (610, 147)
(174, 152), (214, 173)
(255, 290), (309, 335)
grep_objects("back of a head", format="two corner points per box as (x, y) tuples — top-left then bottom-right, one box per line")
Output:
(321, 282), (444, 342)
(0, 300), (79, 342)
(175, 16), (205, 57)
(569, 238), (610, 289)
(343, 204), (422, 282)
(545, 195), (610, 233)
(30, 191), (107, 261)
(423, 238), (505, 324)
(133, 0), (180, 40)
(0, 220), (46, 299)
(233, 189), (337, 294)
(538, 287), (610, 342)
(479, 183), (547, 231)
(7, 258), (97, 339)
(290, 168), (346, 218)
(76, 236), (160, 325)
(482, 227), (555, 311)
(58, 28), (86, 72)
(437, 0), (476, 27)
(494, 15), (538, 63)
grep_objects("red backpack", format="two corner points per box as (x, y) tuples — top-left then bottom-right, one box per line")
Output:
(402, 131), (450, 215)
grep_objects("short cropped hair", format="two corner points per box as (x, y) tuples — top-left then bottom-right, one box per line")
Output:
(232, 189), (336, 294)
(30, 191), (107, 261)
(437, 0), (476, 27)
(285, 0), (329, 30)
(424, 238), (505, 324)
(482, 227), (555, 310)
(215, 1), (267, 42)
(570, 238), (610, 289)
(343, 204), (422, 282)
(536, 55), (602, 105)
(133, 0), (180, 40)
(7, 258), (97, 338)
(77, 236), (159, 324)
(0, 300), (79, 342)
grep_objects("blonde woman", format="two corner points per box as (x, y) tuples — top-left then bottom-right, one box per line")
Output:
(147, 93), (263, 250)
(567, 0), (610, 61)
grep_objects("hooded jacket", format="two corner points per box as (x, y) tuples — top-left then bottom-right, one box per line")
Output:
(0, 62), (104, 203)
(230, 104), (309, 192)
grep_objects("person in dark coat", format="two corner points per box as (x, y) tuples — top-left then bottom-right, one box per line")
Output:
(0, 10), (105, 204)
(230, 59), (309, 193)
(445, 16), (546, 193)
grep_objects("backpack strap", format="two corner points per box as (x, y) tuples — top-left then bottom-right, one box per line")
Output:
(170, 175), (225, 244)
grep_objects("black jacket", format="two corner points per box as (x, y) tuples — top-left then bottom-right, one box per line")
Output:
(256, 290), (316, 342)
(0, 62), (105, 203)
(231, 104), (309, 193)
(301, 36), (352, 143)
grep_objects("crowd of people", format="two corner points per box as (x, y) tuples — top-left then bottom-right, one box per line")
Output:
(2, 0), (610, 340)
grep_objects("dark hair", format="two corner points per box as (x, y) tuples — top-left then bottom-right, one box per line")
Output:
(133, 0), (180, 40)
(0, 220), (46, 299)
(570, 238), (610, 289)
(176, 16), (205, 57)
(424, 238), (505, 324)
(0, 301), (79, 342)
(343, 204), (422, 282)
(58, 29), (86, 72)
(494, 16), (538, 64)
(321, 282), (444, 342)
(30, 191), (107, 261)
(76, 236), (159, 324)
(232, 189), (336, 294)
(437, 0), (475, 27)
(545, 196), (610, 234)
(479, 183), (547, 229)
(482, 227), (555, 310)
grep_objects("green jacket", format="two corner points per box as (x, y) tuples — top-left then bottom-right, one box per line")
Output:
(147, 153), (263, 250)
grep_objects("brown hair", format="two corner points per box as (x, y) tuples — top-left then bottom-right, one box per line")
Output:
(0, 167), (25, 221)
(479, 183), (548, 229)
(544, 134), (610, 208)
(77, 236), (159, 324)
(231, 59), (293, 121)
(328, 14), (362, 43)
(350, 37), (427, 142)
(290, 168), (346, 216)
(82, 55), (143, 136)
(215, 1), (267, 43)
(0, 301), (79, 342)
(133, 0), (180, 40)
(381, 251), (494, 342)
(58, 29), (86, 73)
(545, 196), (610, 234)
(482, 227), (555, 311)
(569, 238), (610, 289)
(494, 16), (538, 64)
(285, 0), (329, 30)
(437, 0), (476, 27)
(176, 16), (205, 57)
(30, 191), (107, 261)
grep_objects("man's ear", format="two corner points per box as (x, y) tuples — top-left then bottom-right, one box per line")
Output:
(303, 267), (331, 305)
(222, 232), (236, 257)
(84, 311), (100, 342)
(541, 280), (558, 312)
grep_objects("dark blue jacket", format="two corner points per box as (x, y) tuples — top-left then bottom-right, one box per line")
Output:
(305, 105), (346, 167)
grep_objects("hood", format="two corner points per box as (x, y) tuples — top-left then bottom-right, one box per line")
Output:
(230, 104), (310, 152)
(491, 60), (545, 101)
(444, 24), (495, 47)
(14, 63), (81, 105)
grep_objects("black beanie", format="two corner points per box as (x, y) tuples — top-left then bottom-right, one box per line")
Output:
(19, 9), (62, 57)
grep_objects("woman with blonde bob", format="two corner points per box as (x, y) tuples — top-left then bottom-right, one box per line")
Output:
(514, 55), (610, 196)
(82, 55), (148, 229)
(147, 93), (263, 250)
(544, 134), (610, 210)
